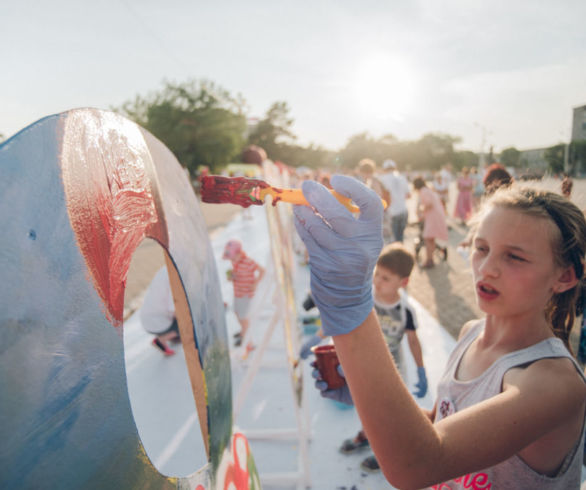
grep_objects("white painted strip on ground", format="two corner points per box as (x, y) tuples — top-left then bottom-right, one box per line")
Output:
(155, 412), (198, 471)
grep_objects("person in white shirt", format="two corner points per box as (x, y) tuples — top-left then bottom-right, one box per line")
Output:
(378, 159), (410, 243)
(139, 266), (180, 356)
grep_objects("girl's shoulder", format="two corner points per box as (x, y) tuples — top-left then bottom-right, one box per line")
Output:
(457, 319), (482, 341)
(503, 343), (586, 410)
(508, 353), (586, 391)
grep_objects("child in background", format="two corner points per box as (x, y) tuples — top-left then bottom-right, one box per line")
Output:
(295, 176), (585, 489)
(453, 166), (474, 225)
(301, 244), (428, 473)
(483, 163), (513, 196)
(561, 174), (573, 199)
(433, 171), (449, 211)
(413, 176), (449, 269)
(223, 239), (265, 347)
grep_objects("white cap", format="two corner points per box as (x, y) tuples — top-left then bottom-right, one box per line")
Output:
(383, 159), (397, 170)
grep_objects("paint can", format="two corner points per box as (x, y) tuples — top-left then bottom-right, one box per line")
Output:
(311, 344), (345, 389)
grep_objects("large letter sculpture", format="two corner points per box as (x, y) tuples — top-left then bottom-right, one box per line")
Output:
(0, 109), (259, 489)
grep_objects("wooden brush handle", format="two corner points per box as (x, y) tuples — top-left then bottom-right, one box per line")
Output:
(262, 187), (361, 213)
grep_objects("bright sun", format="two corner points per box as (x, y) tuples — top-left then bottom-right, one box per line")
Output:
(353, 53), (415, 119)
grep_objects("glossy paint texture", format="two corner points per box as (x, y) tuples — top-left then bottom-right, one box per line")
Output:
(0, 109), (257, 489)
(61, 110), (165, 327)
(200, 174), (361, 212)
(200, 175), (269, 208)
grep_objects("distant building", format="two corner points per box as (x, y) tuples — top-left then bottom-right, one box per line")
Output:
(571, 104), (586, 141)
(518, 147), (548, 173)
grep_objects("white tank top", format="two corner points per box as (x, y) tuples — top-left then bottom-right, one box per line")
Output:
(432, 320), (586, 489)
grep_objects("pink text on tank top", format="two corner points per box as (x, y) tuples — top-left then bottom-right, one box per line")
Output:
(431, 472), (492, 489)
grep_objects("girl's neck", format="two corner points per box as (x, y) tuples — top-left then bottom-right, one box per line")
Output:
(480, 313), (554, 351)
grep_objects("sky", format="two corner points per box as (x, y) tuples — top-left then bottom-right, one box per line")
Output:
(2, 0), (586, 155)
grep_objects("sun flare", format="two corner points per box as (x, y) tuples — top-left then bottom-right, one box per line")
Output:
(353, 53), (416, 119)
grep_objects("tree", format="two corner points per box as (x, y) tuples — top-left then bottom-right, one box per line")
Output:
(417, 133), (461, 171)
(273, 142), (334, 169)
(543, 144), (565, 175)
(337, 132), (378, 170)
(247, 101), (296, 162)
(569, 139), (586, 175)
(114, 79), (247, 176)
(499, 147), (521, 168)
(336, 131), (467, 173)
(452, 150), (479, 170)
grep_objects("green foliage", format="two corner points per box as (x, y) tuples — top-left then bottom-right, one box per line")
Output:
(247, 101), (297, 162)
(337, 132), (380, 169)
(452, 150), (479, 170)
(499, 147), (521, 168)
(273, 142), (334, 169)
(336, 131), (463, 172)
(114, 79), (247, 176)
(246, 101), (339, 169)
(113, 78), (484, 176)
(569, 139), (586, 175)
(543, 143), (566, 174)
(542, 140), (586, 175)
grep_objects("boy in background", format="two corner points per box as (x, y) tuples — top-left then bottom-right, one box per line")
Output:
(303, 243), (428, 472)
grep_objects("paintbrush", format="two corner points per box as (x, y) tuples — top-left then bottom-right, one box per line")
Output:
(200, 175), (386, 212)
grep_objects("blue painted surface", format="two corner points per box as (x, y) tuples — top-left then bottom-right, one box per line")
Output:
(140, 128), (233, 470)
(0, 110), (248, 489)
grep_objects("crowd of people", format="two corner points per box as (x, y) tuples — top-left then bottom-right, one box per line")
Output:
(290, 159), (585, 488)
(294, 166), (585, 489)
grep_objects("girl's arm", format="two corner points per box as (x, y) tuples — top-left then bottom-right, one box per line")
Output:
(334, 310), (586, 488)
(333, 310), (441, 488)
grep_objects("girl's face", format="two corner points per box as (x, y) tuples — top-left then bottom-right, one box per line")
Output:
(471, 206), (568, 321)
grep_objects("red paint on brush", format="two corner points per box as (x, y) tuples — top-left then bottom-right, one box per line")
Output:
(201, 175), (270, 208)
(61, 110), (167, 327)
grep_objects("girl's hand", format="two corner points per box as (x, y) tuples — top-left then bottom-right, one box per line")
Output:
(293, 175), (383, 336)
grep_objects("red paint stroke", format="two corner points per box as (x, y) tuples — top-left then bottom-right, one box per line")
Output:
(200, 175), (270, 208)
(222, 433), (251, 490)
(61, 110), (167, 327)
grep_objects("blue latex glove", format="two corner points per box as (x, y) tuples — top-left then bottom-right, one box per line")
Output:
(293, 175), (384, 336)
(299, 334), (323, 360)
(412, 366), (428, 398)
(312, 363), (354, 405)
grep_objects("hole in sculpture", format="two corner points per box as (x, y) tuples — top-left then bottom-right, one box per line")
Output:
(123, 238), (208, 477)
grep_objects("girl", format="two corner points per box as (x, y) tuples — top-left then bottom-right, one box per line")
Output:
(413, 176), (449, 268)
(294, 176), (586, 489)
(454, 166), (474, 225)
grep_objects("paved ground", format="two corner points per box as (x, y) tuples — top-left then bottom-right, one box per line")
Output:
(402, 218), (482, 339)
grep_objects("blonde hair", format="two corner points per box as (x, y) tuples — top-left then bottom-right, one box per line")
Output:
(481, 186), (586, 351)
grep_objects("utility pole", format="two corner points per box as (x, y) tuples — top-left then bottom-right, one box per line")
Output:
(563, 142), (569, 174)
